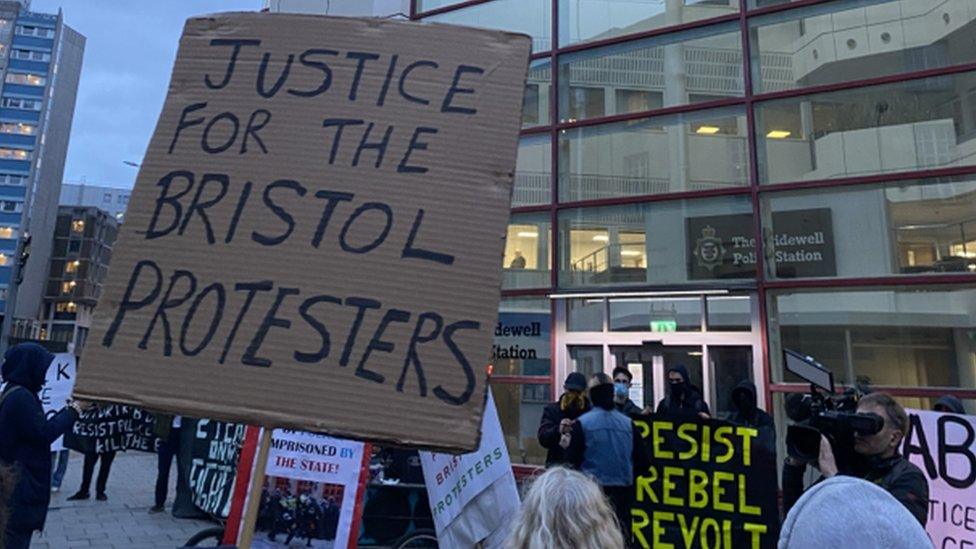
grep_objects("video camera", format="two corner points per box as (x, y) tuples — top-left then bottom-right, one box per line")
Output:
(783, 350), (883, 476)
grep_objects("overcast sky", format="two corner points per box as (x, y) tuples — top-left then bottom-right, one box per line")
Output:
(31, 0), (258, 189)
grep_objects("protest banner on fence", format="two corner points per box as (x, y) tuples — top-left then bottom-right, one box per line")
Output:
(632, 416), (779, 549)
(64, 405), (159, 454)
(229, 430), (368, 549)
(188, 419), (247, 517)
(72, 13), (532, 452)
(41, 353), (75, 451)
(420, 392), (519, 548)
(904, 408), (976, 548)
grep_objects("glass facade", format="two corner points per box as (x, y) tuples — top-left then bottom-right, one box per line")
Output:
(415, 0), (976, 466)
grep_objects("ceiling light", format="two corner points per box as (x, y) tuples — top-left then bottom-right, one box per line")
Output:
(593, 235), (609, 242)
(766, 130), (791, 139)
(696, 126), (720, 135)
(517, 231), (538, 238)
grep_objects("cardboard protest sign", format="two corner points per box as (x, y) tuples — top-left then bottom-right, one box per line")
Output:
(189, 419), (247, 517)
(632, 416), (779, 549)
(64, 405), (159, 454)
(420, 391), (520, 548)
(41, 353), (76, 451)
(73, 13), (532, 452)
(244, 430), (368, 548)
(904, 409), (975, 548)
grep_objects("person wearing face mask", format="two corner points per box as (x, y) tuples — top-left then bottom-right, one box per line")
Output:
(566, 373), (651, 546)
(611, 367), (651, 416)
(727, 380), (775, 454)
(782, 392), (929, 526)
(656, 365), (710, 419)
(538, 373), (591, 467)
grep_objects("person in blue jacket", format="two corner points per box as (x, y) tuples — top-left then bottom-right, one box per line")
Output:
(0, 343), (86, 548)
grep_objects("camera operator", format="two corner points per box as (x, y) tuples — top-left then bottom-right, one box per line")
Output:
(782, 392), (928, 526)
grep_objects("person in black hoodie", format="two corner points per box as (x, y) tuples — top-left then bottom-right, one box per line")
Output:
(656, 365), (710, 418)
(933, 394), (965, 414)
(727, 380), (776, 454)
(537, 372), (590, 467)
(0, 343), (85, 549)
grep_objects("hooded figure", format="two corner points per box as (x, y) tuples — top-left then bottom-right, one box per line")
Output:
(778, 476), (930, 549)
(537, 372), (591, 467)
(728, 380), (776, 454)
(933, 395), (965, 414)
(0, 343), (80, 548)
(656, 365), (710, 418)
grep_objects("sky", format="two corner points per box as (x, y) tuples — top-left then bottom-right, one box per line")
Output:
(31, 0), (258, 189)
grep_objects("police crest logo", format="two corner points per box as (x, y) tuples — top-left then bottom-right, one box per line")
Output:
(694, 225), (725, 271)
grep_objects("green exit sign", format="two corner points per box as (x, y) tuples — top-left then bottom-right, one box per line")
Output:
(650, 320), (678, 332)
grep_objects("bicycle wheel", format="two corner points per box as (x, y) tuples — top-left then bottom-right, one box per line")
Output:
(395, 529), (439, 548)
(183, 526), (226, 547)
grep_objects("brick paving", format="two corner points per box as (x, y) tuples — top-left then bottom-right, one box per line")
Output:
(31, 451), (215, 549)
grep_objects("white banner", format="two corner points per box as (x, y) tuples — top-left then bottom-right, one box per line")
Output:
(904, 409), (976, 549)
(420, 392), (520, 547)
(41, 353), (76, 452)
(251, 430), (366, 549)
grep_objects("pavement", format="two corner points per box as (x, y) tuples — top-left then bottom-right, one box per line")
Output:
(31, 451), (215, 549)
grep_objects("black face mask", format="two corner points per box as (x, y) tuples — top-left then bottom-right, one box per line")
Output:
(670, 382), (686, 398)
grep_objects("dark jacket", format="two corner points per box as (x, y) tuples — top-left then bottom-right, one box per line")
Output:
(656, 365), (710, 418)
(0, 344), (78, 532)
(537, 393), (590, 467)
(727, 381), (776, 454)
(782, 454), (929, 526)
(615, 398), (643, 416)
(934, 395), (965, 414)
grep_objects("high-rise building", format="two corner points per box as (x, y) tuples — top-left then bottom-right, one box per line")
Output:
(411, 0), (976, 468)
(262, 0), (408, 17)
(60, 181), (131, 223)
(39, 205), (117, 354)
(0, 2), (84, 344)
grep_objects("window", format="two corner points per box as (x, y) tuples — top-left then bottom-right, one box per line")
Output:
(558, 22), (743, 122)
(0, 226), (15, 239)
(60, 280), (76, 294)
(503, 212), (551, 290)
(15, 25), (54, 38)
(490, 383), (549, 466)
(610, 297), (703, 332)
(102, 193), (111, 203)
(4, 73), (45, 86)
(1, 97), (41, 110)
(751, 0), (976, 93)
(560, 0), (739, 47)
(514, 135), (551, 207)
(567, 298), (604, 332)
(117, 194), (126, 204)
(762, 175), (976, 279)
(67, 240), (79, 253)
(65, 259), (80, 274)
(769, 286), (976, 390)
(756, 70), (976, 185)
(0, 201), (21, 212)
(0, 252), (7, 266)
(55, 301), (77, 313)
(0, 122), (36, 135)
(0, 174), (26, 185)
(494, 298), (552, 377)
(0, 148), (29, 161)
(523, 59), (551, 128)
(71, 219), (84, 233)
(559, 194), (755, 288)
(10, 49), (50, 61)
(425, 0), (552, 53)
(559, 106), (748, 202)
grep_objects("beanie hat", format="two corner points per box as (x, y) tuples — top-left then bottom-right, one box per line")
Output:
(778, 476), (931, 549)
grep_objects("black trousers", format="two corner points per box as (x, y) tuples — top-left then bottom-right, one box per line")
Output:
(155, 427), (181, 507)
(79, 451), (116, 495)
(4, 526), (33, 549)
(604, 485), (634, 547)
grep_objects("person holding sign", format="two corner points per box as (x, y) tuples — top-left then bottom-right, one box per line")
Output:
(656, 365), (710, 419)
(0, 343), (88, 549)
(538, 373), (591, 467)
(783, 392), (929, 526)
(566, 373), (650, 545)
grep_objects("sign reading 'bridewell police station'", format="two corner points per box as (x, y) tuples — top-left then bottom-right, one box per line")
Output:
(687, 209), (836, 280)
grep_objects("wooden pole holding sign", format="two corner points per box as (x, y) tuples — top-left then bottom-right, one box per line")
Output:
(236, 428), (272, 548)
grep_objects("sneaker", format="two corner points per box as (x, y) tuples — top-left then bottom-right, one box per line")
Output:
(148, 505), (165, 514)
(66, 492), (89, 501)
(96, 493), (108, 501)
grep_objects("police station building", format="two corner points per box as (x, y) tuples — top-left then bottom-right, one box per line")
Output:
(407, 0), (976, 469)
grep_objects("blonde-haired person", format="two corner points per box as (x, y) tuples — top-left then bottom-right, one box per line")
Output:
(507, 467), (624, 549)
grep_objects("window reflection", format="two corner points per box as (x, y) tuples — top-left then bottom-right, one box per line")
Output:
(560, 0), (739, 47)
